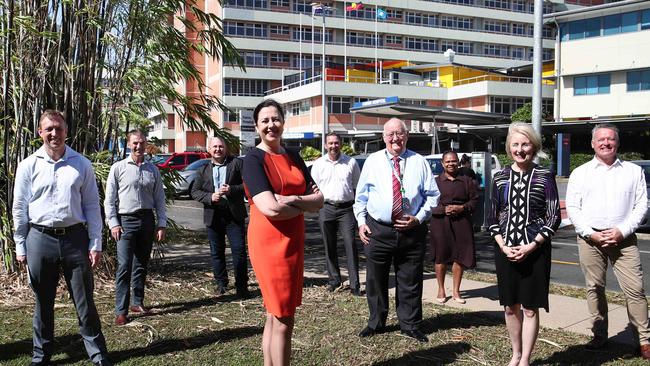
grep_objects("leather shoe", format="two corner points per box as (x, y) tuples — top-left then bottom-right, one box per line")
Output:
(236, 287), (251, 299)
(115, 314), (128, 326)
(351, 288), (363, 297)
(129, 305), (150, 314)
(358, 326), (383, 338)
(93, 359), (113, 366)
(30, 359), (50, 366)
(401, 329), (428, 343)
(216, 285), (227, 296)
(640, 344), (650, 360)
(326, 283), (341, 292)
(585, 335), (607, 350)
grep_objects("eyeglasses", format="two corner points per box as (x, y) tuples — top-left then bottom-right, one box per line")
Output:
(384, 131), (406, 138)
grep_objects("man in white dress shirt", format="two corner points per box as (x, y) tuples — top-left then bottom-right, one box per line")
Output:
(311, 132), (361, 295)
(13, 110), (112, 366)
(566, 123), (649, 359)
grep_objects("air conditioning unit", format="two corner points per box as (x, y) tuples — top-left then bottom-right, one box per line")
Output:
(410, 120), (421, 133)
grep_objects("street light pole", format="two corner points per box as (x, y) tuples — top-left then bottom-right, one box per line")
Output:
(532, 0), (543, 136)
(321, 6), (327, 155)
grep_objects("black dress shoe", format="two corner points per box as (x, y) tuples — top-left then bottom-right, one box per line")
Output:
(326, 283), (341, 292)
(401, 329), (428, 343)
(216, 285), (227, 296)
(585, 335), (608, 350)
(351, 288), (363, 297)
(93, 359), (114, 366)
(236, 287), (251, 299)
(359, 326), (383, 338)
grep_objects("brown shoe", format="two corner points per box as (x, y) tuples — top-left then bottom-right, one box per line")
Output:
(129, 305), (150, 314)
(115, 314), (128, 326)
(640, 344), (650, 360)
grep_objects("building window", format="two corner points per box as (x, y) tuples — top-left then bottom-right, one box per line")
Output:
(292, 0), (312, 13)
(347, 7), (376, 20)
(627, 69), (650, 92)
(511, 0), (525, 12)
(485, 0), (510, 10)
(405, 37), (437, 51)
(270, 53), (290, 63)
(225, 0), (268, 8)
(385, 35), (402, 45)
(489, 96), (553, 115)
(386, 9), (403, 20)
(224, 79), (270, 96)
(347, 32), (382, 46)
(441, 40), (472, 54)
(405, 12), (437, 27)
(439, 0), (473, 4)
(542, 49), (554, 61)
(328, 96), (351, 114)
(484, 20), (509, 33)
(441, 16), (473, 30)
(484, 44), (508, 57)
(224, 22), (267, 38)
(421, 70), (438, 81)
(286, 100), (310, 117)
(603, 14), (621, 36)
(270, 0), (288, 6)
(270, 25), (290, 35)
(621, 11), (638, 33)
(574, 74), (611, 95)
(642, 9), (650, 30)
(512, 47), (525, 60)
(242, 51), (268, 67)
(292, 28), (333, 42)
(512, 23), (526, 35)
(584, 17), (601, 38)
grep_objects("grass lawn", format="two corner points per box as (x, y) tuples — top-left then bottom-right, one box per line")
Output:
(0, 243), (646, 365)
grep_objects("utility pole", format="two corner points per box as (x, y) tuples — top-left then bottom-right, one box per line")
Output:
(532, 0), (543, 136)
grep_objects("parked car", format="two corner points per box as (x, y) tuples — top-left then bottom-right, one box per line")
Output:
(173, 158), (211, 197)
(156, 151), (209, 171)
(632, 160), (650, 233)
(149, 153), (171, 165)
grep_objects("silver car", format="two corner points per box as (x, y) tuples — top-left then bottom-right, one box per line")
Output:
(632, 160), (650, 233)
(173, 158), (211, 197)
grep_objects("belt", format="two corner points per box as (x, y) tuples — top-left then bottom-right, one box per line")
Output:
(324, 201), (354, 208)
(31, 223), (84, 236)
(121, 209), (153, 218)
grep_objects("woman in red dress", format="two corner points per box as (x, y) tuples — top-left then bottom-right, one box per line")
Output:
(242, 99), (323, 365)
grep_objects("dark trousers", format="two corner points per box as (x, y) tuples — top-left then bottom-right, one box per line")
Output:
(26, 226), (109, 363)
(365, 216), (427, 331)
(207, 209), (248, 289)
(318, 203), (360, 289)
(115, 211), (155, 315)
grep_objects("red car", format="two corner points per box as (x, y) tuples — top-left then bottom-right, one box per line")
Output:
(156, 151), (210, 170)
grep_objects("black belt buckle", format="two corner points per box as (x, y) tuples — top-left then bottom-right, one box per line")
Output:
(54, 227), (66, 235)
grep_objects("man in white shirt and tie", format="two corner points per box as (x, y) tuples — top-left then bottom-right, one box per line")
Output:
(311, 132), (361, 295)
(566, 123), (649, 360)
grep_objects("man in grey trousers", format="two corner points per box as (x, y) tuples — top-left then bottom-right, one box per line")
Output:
(105, 130), (167, 325)
(12, 109), (112, 366)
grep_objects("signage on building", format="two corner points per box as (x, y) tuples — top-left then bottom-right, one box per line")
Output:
(283, 132), (314, 140)
(239, 110), (256, 154)
(352, 96), (399, 109)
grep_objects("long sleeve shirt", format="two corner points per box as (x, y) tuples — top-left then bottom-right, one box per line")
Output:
(104, 157), (167, 229)
(12, 146), (103, 256)
(354, 149), (440, 226)
(566, 157), (647, 238)
(310, 153), (360, 203)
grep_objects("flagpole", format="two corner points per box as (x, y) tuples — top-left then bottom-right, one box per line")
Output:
(344, 2), (347, 81)
(374, 4), (378, 83)
(311, 13), (315, 75)
(299, 13), (303, 84)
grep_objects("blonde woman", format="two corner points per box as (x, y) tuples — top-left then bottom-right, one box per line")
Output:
(487, 123), (561, 366)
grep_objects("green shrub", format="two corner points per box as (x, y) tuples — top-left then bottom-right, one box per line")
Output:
(341, 144), (356, 156)
(300, 146), (322, 161)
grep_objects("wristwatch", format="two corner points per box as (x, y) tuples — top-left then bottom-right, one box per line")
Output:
(583, 234), (592, 242)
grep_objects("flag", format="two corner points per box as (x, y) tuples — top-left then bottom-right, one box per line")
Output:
(376, 8), (387, 20)
(312, 4), (324, 16)
(346, 2), (364, 12)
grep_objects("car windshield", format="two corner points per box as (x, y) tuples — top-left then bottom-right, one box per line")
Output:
(150, 154), (171, 165)
(183, 159), (210, 171)
(634, 162), (650, 187)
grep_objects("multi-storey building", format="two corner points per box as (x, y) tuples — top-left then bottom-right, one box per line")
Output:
(166, 0), (591, 152)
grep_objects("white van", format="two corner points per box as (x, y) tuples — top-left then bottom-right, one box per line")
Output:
(423, 152), (502, 178)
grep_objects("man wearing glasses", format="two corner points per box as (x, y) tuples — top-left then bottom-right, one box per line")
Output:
(353, 118), (440, 343)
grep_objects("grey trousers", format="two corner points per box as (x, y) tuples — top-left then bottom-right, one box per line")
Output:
(578, 234), (650, 345)
(318, 203), (360, 289)
(26, 225), (109, 363)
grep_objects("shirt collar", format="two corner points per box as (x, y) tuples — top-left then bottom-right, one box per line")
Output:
(325, 153), (346, 163)
(35, 145), (76, 162)
(591, 156), (622, 169)
(384, 149), (409, 161)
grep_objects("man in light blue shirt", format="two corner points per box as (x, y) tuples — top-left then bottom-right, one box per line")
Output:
(105, 130), (167, 325)
(354, 118), (439, 343)
(13, 110), (112, 366)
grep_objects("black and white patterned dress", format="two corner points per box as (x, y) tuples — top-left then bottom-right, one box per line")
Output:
(487, 165), (561, 311)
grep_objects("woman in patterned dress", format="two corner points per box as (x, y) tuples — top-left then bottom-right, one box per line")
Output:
(242, 99), (323, 366)
(487, 123), (561, 366)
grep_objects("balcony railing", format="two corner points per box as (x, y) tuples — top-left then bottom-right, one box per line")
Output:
(452, 74), (533, 86)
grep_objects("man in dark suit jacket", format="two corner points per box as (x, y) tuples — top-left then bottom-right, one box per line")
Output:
(191, 136), (249, 298)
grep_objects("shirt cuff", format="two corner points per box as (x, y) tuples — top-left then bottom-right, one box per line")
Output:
(157, 218), (167, 228)
(581, 228), (596, 237)
(357, 216), (367, 227)
(15, 242), (26, 257)
(89, 238), (102, 252)
(108, 217), (120, 229)
(616, 225), (631, 239)
(415, 212), (426, 225)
